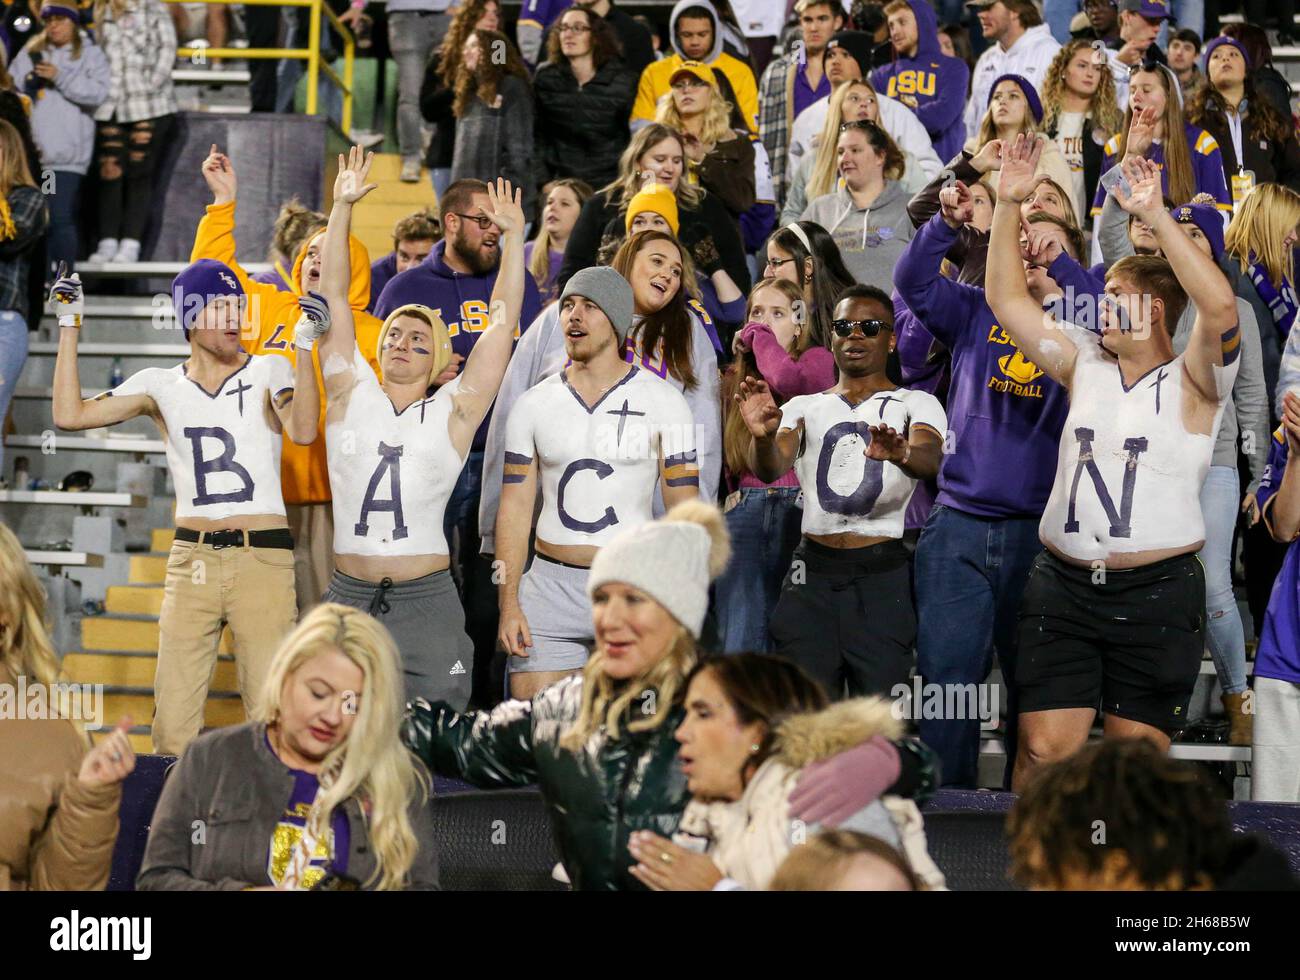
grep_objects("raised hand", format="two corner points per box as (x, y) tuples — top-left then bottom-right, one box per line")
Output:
(49, 267), (84, 326)
(334, 144), (378, 205)
(79, 718), (137, 788)
(996, 134), (1044, 204)
(938, 180), (975, 229)
(293, 291), (331, 351)
(734, 376), (781, 438)
(969, 138), (1004, 175)
(484, 177), (525, 235)
(202, 143), (236, 204)
(1021, 217), (1064, 268)
(865, 423), (910, 464)
(1124, 106), (1160, 159)
(1112, 155), (1163, 220)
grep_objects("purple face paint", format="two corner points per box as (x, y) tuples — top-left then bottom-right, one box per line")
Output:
(412, 347), (432, 355)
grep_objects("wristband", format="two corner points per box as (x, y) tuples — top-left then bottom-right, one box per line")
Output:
(58, 314), (82, 329)
(900, 443), (912, 467)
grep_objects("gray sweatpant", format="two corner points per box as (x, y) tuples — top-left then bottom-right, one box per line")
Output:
(1253, 676), (1300, 802)
(323, 568), (472, 710)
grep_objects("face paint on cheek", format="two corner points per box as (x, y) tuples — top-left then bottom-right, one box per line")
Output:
(412, 347), (432, 355)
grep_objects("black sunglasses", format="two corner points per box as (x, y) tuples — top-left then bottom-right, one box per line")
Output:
(840, 119), (885, 135)
(831, 318), (892, 338)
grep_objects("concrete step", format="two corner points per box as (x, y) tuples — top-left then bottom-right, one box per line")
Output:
(64, 651), (239, 691)
(151, 528), (175, 552)
(129, 553), (168, 584)
(105, 584), (164, 615)
(81, 613), (235, 654)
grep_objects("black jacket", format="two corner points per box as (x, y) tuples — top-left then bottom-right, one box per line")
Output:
(558, 185), (752, 295)
(533, 57), (636, 191)
(418, 50), (455, 170)
(1194, 97), (1300, 193)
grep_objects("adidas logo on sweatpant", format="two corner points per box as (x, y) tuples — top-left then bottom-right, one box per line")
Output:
(449, 661), (466, 675)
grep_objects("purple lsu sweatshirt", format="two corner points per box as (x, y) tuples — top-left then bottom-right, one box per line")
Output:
(374, 240), (543, 452)
(893, 214), (1070, 518)
(870, 0), (970, 165)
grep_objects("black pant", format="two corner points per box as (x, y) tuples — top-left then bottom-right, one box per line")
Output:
(245, 5), (283, 112)
(770, 537), (915, 700)
(95, 114), (175, 243)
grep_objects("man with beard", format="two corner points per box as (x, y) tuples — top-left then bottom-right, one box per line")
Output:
(736, 284), (946, 699)
(496, 267), (701, 699)
(375, 178), (543, 708)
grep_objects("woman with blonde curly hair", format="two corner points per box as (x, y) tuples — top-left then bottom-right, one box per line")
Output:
(0, 522), (135, 891)
(1039, 40), (1123, 225)
(405, 501), (936, 890)
(138, 603), (438, 891)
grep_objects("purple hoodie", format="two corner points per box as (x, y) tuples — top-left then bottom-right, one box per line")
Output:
(894, 214), (1070, 518)
(374, 240), (543, 451)
(870, 0), (970, 164)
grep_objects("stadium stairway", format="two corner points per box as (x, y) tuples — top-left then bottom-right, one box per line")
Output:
(347, 152), (439, 262)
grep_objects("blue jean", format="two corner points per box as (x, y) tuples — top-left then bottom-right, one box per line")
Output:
(46, 170), (83, 276)
(1199, 464), (1248, 694)
(0, 310), (29, 475)
(430, 167), (452, 199)
(1043, 0), (1079, 43)
(713, 487), (804, 654)
(276, 8), (343, 123)
(914, 504), (1044, 788)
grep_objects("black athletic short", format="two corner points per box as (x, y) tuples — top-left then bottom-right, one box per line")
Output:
(1015, 550), (1206, 732)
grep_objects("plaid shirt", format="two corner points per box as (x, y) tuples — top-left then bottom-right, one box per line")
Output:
(0, 186), (49, 315)
(758, 53), (794, 205)
(93, 0), (177, 124)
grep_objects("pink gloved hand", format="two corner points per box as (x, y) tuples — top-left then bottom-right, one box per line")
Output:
(788, 735), (901, 827)
(739, 320), (770, 352)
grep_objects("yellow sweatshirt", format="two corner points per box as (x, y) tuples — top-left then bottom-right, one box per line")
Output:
(632, 52), (758, 134)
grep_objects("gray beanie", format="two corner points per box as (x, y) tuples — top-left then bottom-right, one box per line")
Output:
(587, 501), (730, 638)
(560, 266), (635, 344)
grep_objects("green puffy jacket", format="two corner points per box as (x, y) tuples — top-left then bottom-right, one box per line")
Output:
(402, 676), (937, 891)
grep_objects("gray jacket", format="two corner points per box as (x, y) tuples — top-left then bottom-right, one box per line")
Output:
(450, 73), (536, 216)
(1097, 193), (1270, 490)
(137, 722), (439, 891)
(11, 40), (110, 174)
(800, 180), (915, 293)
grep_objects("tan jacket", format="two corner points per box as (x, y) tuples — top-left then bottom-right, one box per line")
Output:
(677, 697), (947, 891)
(0, 664), (122, 890)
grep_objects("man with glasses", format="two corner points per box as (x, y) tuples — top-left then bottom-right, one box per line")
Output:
(893, 177), (1077, 786)
(735, 284), (946, 699)
(374, 178), (543, 709)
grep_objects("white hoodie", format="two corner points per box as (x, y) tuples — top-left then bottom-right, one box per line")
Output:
(963, 23), (1062, 142)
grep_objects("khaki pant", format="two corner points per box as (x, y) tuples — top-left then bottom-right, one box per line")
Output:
(286, 502), (334, 613)
(152, 538), (298, 755)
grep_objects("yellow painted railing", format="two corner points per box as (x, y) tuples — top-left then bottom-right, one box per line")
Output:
(161, 0), (354, 134)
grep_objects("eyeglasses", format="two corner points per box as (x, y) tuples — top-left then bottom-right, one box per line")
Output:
(451, 212), (493, 230)
(831, 318), (892, 338)
(766, 256), (797, 268)
(558, 23), (591, 33)
(1128, 58), (1165, 75)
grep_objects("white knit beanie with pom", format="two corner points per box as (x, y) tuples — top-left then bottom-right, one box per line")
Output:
(586, 500), (730, 638)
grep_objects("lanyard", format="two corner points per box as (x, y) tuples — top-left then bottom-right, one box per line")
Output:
(1226, 105), (1246, 173)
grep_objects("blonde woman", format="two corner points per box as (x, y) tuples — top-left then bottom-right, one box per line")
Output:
(1039, 40), (1123, 228)
(88, 0), (176, 264)
(405, 501), (936, 890)
(963, 74), (1072, 204)
(526, 178), (592, 304)
(1226, 184), (1300, 413)
(0, 523), (135, 891)
(558, 122), (750, 297)
(655, 61), (755, 222)
(137, 604), (437, 891)
(783, 79), (930, 225)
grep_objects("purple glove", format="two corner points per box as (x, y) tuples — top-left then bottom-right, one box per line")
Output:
(788, 735), (901, 827)
(739, 320), (770, 352)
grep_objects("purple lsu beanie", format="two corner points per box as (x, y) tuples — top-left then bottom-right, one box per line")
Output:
(989, 73), (1043, 124)
(172, 259), (245, 338)
(39, 4), (79, 20)
(1203, 35), (1251, 73)
(1170, 202), (1225, 261)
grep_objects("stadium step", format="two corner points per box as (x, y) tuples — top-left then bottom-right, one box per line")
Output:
(129, 553), (169, 584)
(90, 727), (155, 755)
(349, 152), (437, 266)
(100, 689), (246, 729)
(105, 585), (165, 616)
(80, 613), (235, 654)
(152, 528), (175, 552)
(63, 651), (240, 691)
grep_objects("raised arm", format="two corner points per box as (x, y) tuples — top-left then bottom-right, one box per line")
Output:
(317, 145), (377, 366)
(50, 275), (153, 430)
(985, 135), (1079, 387)
(1266, 393), (1300, 542)
(449, 178), (526, 455)
(1117, 156), (1238, 402)
(737, 377), (800, 483)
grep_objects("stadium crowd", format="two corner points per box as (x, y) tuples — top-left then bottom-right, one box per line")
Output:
(3, 0), (1300, 891)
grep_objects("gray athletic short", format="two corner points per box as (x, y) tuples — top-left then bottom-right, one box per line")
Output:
(323, 569), (473, 710)
(511, 556), (593, 674)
